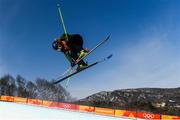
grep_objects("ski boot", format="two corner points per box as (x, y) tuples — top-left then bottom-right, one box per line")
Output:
(79, 49), (89, 59)
(76, 62), (88, 71)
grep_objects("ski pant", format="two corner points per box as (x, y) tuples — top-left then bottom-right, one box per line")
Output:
(67, 34), (87, 66)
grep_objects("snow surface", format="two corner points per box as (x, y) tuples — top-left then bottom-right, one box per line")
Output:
(0, 102), (132, 120)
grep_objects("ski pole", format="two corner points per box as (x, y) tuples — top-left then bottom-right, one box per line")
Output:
(57, 3), (69, 40)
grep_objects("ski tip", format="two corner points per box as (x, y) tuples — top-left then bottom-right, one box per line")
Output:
(52, 81), (56, 84)
(107, 54), (113, 59)
(52, 80), (59, 84)
(107, 35), (111, 39)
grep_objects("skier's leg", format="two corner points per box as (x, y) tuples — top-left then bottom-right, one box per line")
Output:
(68, 34), (88, 70)
(70, 49), (88, 70)
(67, 50), (86, 67)
(72, 36), (89, 58)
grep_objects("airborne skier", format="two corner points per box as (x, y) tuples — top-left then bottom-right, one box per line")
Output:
(52, 35), (111, 84)
(51, 3), (112, 85)
(52, 33), (89, 70)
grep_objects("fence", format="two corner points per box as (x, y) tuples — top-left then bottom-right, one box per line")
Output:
(0, 96), (179, 120)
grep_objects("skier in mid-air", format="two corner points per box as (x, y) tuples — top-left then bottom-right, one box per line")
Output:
(52, 33), (89, 70)
(51, 3), (112, 84)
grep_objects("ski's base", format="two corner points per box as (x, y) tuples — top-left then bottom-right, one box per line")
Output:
(53, 62), (98, 84)
(52, 54), (113, 84)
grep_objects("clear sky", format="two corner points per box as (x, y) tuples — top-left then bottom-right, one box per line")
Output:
(0, 0), (180, 99)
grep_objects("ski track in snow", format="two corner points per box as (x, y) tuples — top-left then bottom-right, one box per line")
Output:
(0, 102), (131, 120)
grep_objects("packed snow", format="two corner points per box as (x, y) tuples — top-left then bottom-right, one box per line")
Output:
(0, 101), (131, 120)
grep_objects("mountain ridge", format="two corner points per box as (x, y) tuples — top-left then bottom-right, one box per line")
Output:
(74, 88), (180, 115)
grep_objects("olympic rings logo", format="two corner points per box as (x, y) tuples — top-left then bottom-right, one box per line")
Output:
(63, 104), (71, 108)
(143, 113), (155, 119)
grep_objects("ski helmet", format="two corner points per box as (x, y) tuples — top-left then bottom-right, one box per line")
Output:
(52, 39), (62, 51)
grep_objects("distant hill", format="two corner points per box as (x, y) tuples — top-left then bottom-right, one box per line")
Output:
(74, 88), (180, 115)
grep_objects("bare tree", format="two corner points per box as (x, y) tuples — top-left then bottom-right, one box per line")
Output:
(35, 78), (71, 101)
(0, 75), (16, 96)
(16, 75), (27, 97)
(0, 75), (72, 102)
(26, 81), (37, 98)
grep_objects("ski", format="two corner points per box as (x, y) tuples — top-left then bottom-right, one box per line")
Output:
(53, 54), (113, 84)
(75, 35), (110, 65)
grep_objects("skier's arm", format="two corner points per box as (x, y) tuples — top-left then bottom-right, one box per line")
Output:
(60, 33), (70, 42)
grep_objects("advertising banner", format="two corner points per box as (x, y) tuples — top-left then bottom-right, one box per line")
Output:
(28, 99), (43, 105)
(42, 100), (59, 108)
(161, 115), (180, 120)
(95, 107), (115, 116)
(137, 112), (161, 120)
(14, 97), (27, 103)
(0, 96), (14, 102)
(79, 105), (95, 112)
(58, 103), (79, 110)
(115, 110), (137, 118)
